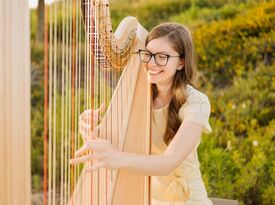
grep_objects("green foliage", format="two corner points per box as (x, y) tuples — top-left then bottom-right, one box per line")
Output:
(30, 9), (37, 41)
(199, 64), (275, 204)
(32, 174), (43, 192)
(192, 1), (275, 87)
(110, 0), (191, 30)
(200, 145), (237, 197)
(31, 40), (44, 182)
(170, 2), (246, 27)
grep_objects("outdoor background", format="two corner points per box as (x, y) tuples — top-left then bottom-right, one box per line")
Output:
(30, 0), (275, 204)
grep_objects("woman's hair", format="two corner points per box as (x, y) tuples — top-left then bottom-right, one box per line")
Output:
(146, 22), (197, 145)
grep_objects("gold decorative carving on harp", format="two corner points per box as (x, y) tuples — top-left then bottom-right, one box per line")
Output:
(44, 0), (151, 205)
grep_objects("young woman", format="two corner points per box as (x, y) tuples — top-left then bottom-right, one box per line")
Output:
(70, 22), (213, 205)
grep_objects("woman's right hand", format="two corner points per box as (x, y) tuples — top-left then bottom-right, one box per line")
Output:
(79, 103), (106, 141)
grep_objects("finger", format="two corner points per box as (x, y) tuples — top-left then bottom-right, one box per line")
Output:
(74, 142), (92, 157)
(79, 110), (90, 120)
(88, 140), (112, 152)
(69, 155), (91, 165)
(82, 132), (97, 141)
(74, 139), (104, 155)
(79, 104), (105, 124)
(69, 153), (100, 165)
(89, 138), (110, 145)
(79, 114), (99, 129)
(98, 103), (106, 113)
(91, 104), (106, 122)
(85, 162), (105, 172)
(79, 122), (91, 133)
(79, 127), (88, 137)
(79, 121), (91, 129)
(89, 132), (99, 140)
(79, 125), (91, 138)
(80, 109), (94, 121)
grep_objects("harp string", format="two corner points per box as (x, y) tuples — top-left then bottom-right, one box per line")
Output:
(64, 0), (68, 203)
(48, 1), (53, 203)
(78, 0), (83, 199)
(91, 0), (95, 203)
(74, 0), (81, 203)
(91, 0), (96, 203)
(68, 0), (73, 199)
(71, 0), (76, 200)
(104, 4), (109, 204)
(95, 1), (99, 203)
(44, 2), (48, 205)
(60, 0), (65, 203)
(99, 3), (105, 204)
(75, 0), (78, 201)
(86, 0), (89, 191)
(53, 0), (58, 203)
(83, 1), (88, 204)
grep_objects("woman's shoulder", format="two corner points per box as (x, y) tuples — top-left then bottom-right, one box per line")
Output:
(184, 84), (210, 106)
(179, 84), (212, 133)
(179, 84), (211, 118)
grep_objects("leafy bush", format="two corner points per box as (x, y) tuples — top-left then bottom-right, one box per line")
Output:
(110, 0), (191, 29)
(199, 64), (275, 205)
(192, 1), (275, 87)
(32, 174), (42, 192)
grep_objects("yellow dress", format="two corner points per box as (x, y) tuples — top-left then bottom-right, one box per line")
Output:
(151, 84), (213, 205)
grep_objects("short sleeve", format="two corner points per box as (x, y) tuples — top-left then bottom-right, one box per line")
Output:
(179, 90), (212, 134)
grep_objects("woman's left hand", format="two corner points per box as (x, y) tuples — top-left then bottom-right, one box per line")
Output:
(69, 136), (125, 172)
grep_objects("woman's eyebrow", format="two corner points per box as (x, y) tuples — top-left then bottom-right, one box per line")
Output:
(145, 49), (170, 54)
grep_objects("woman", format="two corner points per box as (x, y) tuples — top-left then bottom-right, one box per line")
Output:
(70, 22), (213, 205)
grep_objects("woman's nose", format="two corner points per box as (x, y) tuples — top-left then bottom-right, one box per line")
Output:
(147, 56), (157, 66)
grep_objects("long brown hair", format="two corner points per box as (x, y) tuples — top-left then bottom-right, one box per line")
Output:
(146, 22), (197, 145)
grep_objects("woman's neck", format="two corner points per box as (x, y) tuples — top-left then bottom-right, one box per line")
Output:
(157, 80), (173, 94)
(156, 83), (173, 106)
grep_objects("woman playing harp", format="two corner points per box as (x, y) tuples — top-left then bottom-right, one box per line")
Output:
(71, 22), (214, 205)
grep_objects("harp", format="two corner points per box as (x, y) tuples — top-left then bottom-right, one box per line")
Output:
(44, 0), (151, 205)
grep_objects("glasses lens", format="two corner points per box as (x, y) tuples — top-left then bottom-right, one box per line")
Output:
(155, 54), (168, 66)
(139, 51), (151, 63)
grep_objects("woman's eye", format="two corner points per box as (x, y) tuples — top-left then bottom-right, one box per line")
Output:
(158, 55), (167, 59)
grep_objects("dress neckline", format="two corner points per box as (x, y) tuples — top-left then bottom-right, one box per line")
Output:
(152, 84), (193, 112)
(153, 103), (169, 111)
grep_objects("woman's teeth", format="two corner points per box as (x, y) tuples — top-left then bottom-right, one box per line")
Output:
(149, 70), (162, 75)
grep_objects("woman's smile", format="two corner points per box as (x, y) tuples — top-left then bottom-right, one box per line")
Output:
(148, 69), (164, 76)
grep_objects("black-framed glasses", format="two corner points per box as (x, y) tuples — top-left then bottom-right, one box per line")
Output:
(138, 49), (182, 66)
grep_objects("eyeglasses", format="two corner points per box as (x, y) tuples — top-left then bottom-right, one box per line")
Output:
(138, 49), (182, 66)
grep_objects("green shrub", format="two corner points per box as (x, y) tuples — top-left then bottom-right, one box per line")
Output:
(199, 64), (275, 204)
(110, 0), (191, 29)
(192, 1), (275, 87)
(32, 175), (42, 192)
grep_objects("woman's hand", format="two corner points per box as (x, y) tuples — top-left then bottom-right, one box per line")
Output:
(71, 102), (127, 172)
(79, 103), (106, 141)
(69, 136), (125, 172)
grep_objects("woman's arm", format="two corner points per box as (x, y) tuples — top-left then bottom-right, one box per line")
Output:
(71, 121), (203, 176)
(122, 121), (203, 176)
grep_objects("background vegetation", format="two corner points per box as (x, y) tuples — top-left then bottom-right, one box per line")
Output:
(31, 0), (275, 204)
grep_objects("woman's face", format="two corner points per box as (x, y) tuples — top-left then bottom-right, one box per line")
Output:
(144, 37), (184, 88)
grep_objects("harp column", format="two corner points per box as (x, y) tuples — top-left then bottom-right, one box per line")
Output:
(0, 0), (31, 205)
